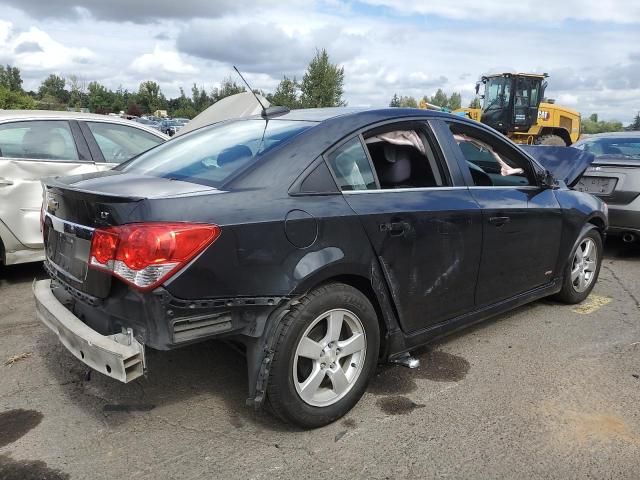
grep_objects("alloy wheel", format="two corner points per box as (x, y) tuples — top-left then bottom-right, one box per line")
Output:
(571, 238), (598, 293)
(293, 308), (367, 407)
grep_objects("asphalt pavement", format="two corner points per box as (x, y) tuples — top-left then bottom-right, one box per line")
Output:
(0, 239), (638, 479)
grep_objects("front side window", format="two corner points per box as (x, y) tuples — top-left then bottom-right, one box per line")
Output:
(483, 77), (511, 111)
(87, 122), (164, 164)
(0, 120), (78, 161)
(448, 122), (532, 187)
(119, 119), (314, 187)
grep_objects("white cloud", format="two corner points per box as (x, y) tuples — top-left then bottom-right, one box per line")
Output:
(130, 45), (198, 78)
(0, 20), (93, 72)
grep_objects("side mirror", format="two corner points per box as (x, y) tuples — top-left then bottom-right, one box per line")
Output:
(538, 169), (557, 189)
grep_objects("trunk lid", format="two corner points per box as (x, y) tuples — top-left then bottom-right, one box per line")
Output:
(42, 170), (220, 298)
(520, 145), (595, 187)
(575, 156), (640, 205)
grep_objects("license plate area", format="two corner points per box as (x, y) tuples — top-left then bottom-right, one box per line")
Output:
(42, 214), (113, 298)
(575, 176), (617, 195)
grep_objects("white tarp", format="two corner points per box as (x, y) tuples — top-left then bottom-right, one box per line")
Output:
(174, 92), (270, 137)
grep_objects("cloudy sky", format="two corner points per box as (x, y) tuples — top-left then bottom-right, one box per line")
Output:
(1, 0), (639, 122)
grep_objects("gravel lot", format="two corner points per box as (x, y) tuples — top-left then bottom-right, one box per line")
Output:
(1, 239), (639, 480)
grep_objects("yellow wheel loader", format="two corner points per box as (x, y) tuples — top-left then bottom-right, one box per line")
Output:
(454, 73), (581, 146)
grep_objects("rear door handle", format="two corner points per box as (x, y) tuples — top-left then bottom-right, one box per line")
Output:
(379, 221), (408, 236)
(0, 178), (13, 186)
(489, 216), (511, 226)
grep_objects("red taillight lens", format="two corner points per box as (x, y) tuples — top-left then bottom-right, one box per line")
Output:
(89, 223), (220, 291)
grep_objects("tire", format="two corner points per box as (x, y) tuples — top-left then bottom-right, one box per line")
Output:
(554, 228), (603, 304)
(536, 134), (568, 146)
(266, 283), (380, 428)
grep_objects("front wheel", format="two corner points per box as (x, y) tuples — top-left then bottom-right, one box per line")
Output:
(266, 283), (380, 428)
(554, 228), (603, 304)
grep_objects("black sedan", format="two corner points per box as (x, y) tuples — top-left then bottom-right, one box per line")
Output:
(34, 107), (607, 428)
(573, 132), (640, 243)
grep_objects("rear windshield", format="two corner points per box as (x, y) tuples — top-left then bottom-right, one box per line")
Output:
(576, 137), (640, 160)
(118, 119), (315, 187)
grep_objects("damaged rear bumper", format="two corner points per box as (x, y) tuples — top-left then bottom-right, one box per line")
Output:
(33, 279), (145, 383)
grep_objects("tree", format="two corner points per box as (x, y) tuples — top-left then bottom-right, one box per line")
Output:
(87, 81), (112, 113)
(397, 95), (417, 108)
(38, 74), (68, 104)
(68, 75), (87, 109)
(0, 86), (35, 109)
(447, 92), (462, 110)
(582, 113), (623, 134)
(631, 111), (640, 131)
(300, 49), (346, 108)
(0, 65), (23, 92)
(138, 81), (162, 114)
(213, 77), (245, 102)
(429, 88), (448, 108)
(589, 113), (598, 123)
(469, 97), (482, 109)
(270, 76), (300, 109)
(389, 93), (401, 107)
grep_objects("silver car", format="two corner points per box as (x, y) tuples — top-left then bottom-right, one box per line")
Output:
(0, 110), (168, 266)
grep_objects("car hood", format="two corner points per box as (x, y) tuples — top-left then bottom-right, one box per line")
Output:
(520, 145), (596, 187)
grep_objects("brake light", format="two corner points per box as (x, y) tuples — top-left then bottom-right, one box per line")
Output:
(89, 223), (220, 291)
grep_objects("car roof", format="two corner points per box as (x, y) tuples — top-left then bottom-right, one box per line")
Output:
(0, 109), (168, 138)
(272, 106), (453, 123)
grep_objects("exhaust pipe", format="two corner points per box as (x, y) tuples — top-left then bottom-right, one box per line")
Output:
(622, 232), (636, 243)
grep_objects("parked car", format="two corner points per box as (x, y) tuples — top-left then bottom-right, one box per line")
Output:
(159, 119), (184, 136)
(573, 132), (640, 243)
(173, 117), (190, 125)
(134, 117), (162, 132)
(34, 107), (606, 428)
(0, 110), (167, 266)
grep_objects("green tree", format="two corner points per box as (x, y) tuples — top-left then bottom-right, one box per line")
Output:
(429, 88), (448, 108)
(138, 80), (162, 114)
(213, 77), (245, 102)
(389, 93), (401, 107)
(87, 81), (112, 113)
(447, 92), (462, 110)
(582, 114), (623, 134)
(589, 113), (598, 123)
(68, 75), (87, 109)
(0, 65), (23, 92)
(469, 97), (482, 109)
(631, 111), (640, 131)
(0, 86), (36, 109)
(270, 76), (300, 109)
(38, 74), (68, 104)
(397, 96), (417, 108)
(300, 49), (346, 108)
(191, 84), (211, 112)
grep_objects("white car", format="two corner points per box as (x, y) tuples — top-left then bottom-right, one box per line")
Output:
(0, 110), (168, 266)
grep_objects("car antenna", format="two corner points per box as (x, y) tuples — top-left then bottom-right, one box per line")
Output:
(233, 66), (289, 119)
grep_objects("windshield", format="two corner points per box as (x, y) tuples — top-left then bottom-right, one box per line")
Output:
(483, 77), (512, 111)
(576, 137), (640, 160)
(118, 119), (315, 187)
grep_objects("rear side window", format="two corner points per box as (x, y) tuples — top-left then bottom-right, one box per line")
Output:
(326, 137), (377, 191)
(86, 122), (163, 164)
(119, 119), (314, 187)
(0, 120), (78, 161)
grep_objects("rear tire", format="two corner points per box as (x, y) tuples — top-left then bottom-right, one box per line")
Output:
(266, 283), (379, 428)
(554, 228), (603, 304)
(536, 134), (568, 146)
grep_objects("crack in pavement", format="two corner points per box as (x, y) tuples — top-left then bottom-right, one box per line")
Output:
(603, 264), (640, 310)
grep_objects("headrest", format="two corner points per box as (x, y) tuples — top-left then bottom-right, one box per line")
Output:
(379, 145), (411, 185)
(217, 145), (253, 166)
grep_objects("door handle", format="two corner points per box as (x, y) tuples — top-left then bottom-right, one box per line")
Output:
(379, 221), (408, 236)
(0, 178), (13, 187)
(489, 216), (511, 226)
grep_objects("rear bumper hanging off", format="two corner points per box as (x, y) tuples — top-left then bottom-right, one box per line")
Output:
(33, 279), (145, 383)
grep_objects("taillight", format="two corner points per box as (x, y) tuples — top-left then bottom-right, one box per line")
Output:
(89, 223), (220, 291)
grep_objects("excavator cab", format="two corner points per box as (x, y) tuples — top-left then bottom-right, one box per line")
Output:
(477, 73), (547, 135)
